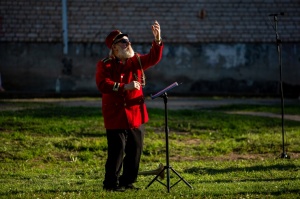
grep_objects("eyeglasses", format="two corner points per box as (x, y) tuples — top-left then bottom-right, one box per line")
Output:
(114, 39), (130, 45)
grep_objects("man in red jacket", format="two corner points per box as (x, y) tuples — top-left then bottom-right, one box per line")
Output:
(95, 21), (163, 191)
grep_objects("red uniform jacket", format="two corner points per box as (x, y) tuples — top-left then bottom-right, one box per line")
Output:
(96, 41), (163, 129)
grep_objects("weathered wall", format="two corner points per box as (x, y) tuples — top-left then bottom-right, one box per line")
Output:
(1, 0), (299, 97)
(1, 42), (299, 97)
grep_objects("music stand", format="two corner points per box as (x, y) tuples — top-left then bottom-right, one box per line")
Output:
(145, 82), (193, 192)
(269, 13), (289, 159)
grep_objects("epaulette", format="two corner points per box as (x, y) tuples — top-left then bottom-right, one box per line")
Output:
(102, 57), (112, 63)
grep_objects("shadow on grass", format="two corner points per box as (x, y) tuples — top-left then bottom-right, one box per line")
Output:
(185, 163), (299, 175)
(211, 189), (300, 197)
(2, 182), (299, 198)
(1, 106), (102, 118)
(0, 188), (85, 198)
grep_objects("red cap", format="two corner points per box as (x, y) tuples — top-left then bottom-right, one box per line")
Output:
(105, 30), (128, 49)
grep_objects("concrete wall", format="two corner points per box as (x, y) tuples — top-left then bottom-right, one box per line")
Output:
(1, 42), (299, 97)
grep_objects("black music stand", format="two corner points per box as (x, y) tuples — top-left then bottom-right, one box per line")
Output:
(269, 13), (289, 159)
(145, 82), (193, 192)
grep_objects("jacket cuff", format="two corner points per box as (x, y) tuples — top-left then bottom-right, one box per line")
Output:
(113, 82), (125, 92)
(112, 82), (120, 91)
(153, 40), (163, 46)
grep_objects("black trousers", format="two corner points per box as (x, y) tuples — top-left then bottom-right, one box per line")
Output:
(103, 125), (145, 188)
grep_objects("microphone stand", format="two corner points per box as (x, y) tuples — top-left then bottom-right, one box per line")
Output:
(271, 15), (289, 159)
(145, 82), (193, 192)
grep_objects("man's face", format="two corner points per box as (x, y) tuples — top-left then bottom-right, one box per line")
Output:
(112, 36), (134, 59)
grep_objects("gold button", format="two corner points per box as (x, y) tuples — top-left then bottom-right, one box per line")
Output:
(124, 103), (126, 106)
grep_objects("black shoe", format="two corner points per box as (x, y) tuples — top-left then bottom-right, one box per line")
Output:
(122, 184), (140, 191)
(103, 186), (125, 192)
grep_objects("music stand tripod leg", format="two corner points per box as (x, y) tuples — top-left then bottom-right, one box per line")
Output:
(170, 167), (193, 188)
(145, 167), (166, 189)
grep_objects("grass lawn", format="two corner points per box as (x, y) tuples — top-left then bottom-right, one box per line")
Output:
(0, 98), (299, 198)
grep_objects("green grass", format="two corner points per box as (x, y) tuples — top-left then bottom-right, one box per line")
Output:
(0, 99), (300, 198)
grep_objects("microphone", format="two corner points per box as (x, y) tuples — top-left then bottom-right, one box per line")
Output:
(269, 12), (284, 16)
